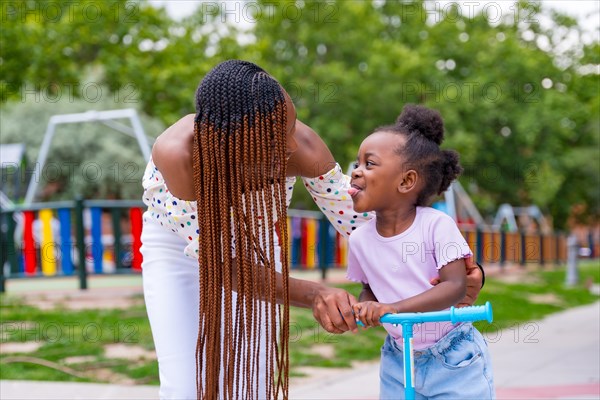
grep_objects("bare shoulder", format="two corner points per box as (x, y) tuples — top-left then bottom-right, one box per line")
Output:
(153, 114), (195, 155)
(152, 114), (195, 200)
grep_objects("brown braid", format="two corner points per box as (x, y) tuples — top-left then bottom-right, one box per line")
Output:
(192, 60), (290, 399)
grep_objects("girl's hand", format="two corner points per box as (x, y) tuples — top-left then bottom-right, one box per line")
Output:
(352, 302), (396, 328)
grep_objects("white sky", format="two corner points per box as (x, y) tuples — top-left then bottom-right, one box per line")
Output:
(149, 0), (599, 34)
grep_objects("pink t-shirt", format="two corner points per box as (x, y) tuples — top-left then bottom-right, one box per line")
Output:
(347, 207), (472, 350)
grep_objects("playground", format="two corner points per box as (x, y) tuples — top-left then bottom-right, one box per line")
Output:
(2, 1), (599, 399)
(2, 135), (596, 291)
(1, 108), (597, 290)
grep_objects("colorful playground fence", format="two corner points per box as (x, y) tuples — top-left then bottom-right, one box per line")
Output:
(0, 199), (146, 291)
(1, 200), (596, 293)
(460, 228), (575, 267)
(0, 200), (348, 292)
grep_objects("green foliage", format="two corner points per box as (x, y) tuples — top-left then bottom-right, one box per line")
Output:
(246, 0), (600, 226)
(1, 0), (598, 226)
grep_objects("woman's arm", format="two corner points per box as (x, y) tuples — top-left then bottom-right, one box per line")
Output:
(289, 276), (359, 334)
(431, 255), (483, 307)
(290, 120), (375, 236)
(287, 120), (337, 177)
(302, 163), (375, 237)
(231, 258), (359, 334)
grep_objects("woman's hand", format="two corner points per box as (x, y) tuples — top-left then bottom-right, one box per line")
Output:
(457, 256), (483, 307)
(311, 286), (359, 334)
(430, 256), (483, 307)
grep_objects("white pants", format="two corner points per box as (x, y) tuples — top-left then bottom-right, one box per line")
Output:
(141, 219), (271, 399)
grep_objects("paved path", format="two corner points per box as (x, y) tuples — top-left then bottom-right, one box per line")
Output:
(2, 301), (598, 399)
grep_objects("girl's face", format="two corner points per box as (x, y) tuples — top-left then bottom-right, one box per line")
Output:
(350, 131), (408, 213)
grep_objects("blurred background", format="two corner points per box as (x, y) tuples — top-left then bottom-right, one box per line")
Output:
(2, 0), (598, 229)
(0, 0), (599, 396)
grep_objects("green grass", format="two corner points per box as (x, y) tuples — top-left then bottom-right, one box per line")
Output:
(1, 261), (598, 383)
(472, 260), (600, 332)
(0, 298), (157, 384)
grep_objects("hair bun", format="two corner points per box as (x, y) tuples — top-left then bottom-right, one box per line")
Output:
(396, 104), (445, 145)
(438, 150), (462, 194)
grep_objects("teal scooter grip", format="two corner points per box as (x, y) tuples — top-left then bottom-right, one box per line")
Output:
(448, 301), (493, 324)
(377, 301), (493, 325)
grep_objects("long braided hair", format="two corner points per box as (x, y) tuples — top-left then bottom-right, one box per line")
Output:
(192, 60), (290, 399)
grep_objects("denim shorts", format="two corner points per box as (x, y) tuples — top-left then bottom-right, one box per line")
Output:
(379, 323), (495, 399)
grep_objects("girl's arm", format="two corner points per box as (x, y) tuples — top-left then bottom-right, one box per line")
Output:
(359, 284), (378, 302)
(353, 259), (467, 327)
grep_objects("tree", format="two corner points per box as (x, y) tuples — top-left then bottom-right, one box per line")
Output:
(244, 0), (599, 228)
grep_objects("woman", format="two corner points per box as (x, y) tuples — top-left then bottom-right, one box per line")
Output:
(141, 60), (483, 399)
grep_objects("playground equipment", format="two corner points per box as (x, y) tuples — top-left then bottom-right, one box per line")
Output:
(360, 302), (494, 400)
(24, 109), (153, 205)
(0, 199), (145, 290)
(441, 181), (486, 228)
(493, 203), (551, 234)
(0, 109), (158, 292)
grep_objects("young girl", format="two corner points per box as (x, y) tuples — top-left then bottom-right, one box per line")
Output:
(347, 105), (495, 399)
